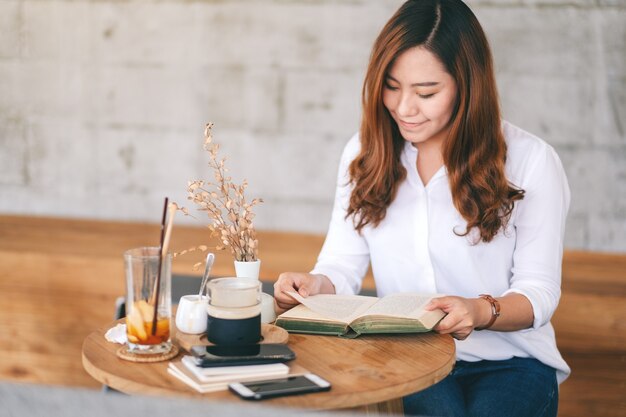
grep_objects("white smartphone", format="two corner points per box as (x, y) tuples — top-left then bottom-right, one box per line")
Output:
(229, 373), (331, 400)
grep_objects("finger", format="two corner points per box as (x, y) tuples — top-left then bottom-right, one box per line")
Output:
(291, 276), (312, 297)
(441, 326), (467, 339)
(433, 313), (456, 331)
(437, 316), (473, 338)
(425, 296), (451, 311)
(273, 286), (298, 304)
(274, 292), (299, 306)
(434, 314), (464, 334)
(451, 330), (471, 341)
(274, 278), (297, 296)
(433, 323), (450, 334)
(274, 298), (294, 309)
(293, 275), (319, 298)
(274, 304), (289, 315)
(275, 299), (298, 310)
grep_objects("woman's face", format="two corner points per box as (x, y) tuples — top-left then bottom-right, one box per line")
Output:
(382, 46), (457, 148)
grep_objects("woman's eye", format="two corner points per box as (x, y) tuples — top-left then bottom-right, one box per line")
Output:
(384, 83), (398, 91)
(418, 93), (435, 99)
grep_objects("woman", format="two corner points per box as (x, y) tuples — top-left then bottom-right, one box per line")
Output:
(274, 1), (570, 416)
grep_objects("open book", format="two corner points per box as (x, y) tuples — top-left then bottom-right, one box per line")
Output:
(275, 292), (446, 337)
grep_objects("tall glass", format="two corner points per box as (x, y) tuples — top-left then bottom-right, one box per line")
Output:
(123, 247), (172, 354)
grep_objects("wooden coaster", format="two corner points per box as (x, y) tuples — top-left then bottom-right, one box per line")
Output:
(116, 344), (179, 363)
(175, 323), (289, 352)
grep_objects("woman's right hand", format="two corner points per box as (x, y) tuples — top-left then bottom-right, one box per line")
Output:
(273, 272), (334, 313)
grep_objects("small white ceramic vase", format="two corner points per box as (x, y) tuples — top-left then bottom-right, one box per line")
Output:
(234, 259), (276, 324)
(234, 260), (262, 280)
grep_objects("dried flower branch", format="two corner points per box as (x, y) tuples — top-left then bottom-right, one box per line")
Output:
(179, 123), (263, 262)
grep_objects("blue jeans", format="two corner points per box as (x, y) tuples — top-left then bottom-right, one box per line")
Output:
(403, 357), (558, 417)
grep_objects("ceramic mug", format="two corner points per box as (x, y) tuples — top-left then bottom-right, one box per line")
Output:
(206, 278), (261, 345)
(175, 295), (209, 334)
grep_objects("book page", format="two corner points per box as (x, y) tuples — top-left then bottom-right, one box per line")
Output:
(287, 291), (378, 324)
(365, 293), (443, 319)
(277, 303), (341, 323)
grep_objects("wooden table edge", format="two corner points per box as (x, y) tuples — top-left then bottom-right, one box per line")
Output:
(82, 324), (456, 411)
(81, 332), (195, 399)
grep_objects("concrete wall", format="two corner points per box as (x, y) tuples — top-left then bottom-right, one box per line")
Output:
(0, 0), (624, 252)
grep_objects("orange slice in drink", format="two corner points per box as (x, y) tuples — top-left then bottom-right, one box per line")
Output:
(126, 303), (147, 341)
(135, 300), (155, 323)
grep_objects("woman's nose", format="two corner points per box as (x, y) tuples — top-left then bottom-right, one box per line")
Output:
(396, 92), (418, 118)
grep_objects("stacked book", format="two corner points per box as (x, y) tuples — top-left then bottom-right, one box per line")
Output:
(168, 356), (291, 393)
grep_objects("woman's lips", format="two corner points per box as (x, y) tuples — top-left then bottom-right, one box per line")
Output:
(398, 119), (427, 129)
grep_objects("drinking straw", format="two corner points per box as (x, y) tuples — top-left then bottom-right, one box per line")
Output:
(151, 197), (169, 335)
(162, 204), (176, 259)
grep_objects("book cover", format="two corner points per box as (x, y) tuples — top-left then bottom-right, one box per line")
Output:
(180, 355), (290, 383)
(168, 358), (292, 393)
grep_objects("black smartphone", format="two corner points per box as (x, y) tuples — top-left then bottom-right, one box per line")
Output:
(190, 343), (296, 367)
(229, 373), (331, 400)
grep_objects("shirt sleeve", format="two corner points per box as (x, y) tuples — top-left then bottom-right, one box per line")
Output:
(310, 134), (370, 295)
(503, 144), (571, 329)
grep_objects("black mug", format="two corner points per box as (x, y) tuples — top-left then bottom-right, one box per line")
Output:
(206, 278), (262, 346)
(207, 313), (261, 345)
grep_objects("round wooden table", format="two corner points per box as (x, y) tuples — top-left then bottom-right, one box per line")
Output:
(83, 322), (455, 414)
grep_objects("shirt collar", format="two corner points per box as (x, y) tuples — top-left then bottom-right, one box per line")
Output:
(401, 141), (447, 188)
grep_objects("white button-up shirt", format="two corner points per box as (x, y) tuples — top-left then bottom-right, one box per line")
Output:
(311, 121), (571, 383)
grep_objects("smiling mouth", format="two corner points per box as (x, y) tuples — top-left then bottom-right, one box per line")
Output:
(398, 119), (427, 128)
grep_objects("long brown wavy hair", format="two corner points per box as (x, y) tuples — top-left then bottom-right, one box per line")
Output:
(347, 0), (524, 243)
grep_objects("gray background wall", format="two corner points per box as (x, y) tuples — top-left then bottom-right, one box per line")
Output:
(0, 0), (624, 252)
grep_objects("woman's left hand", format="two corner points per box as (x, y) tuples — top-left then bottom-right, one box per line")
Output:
(425, 296), (489, 340)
